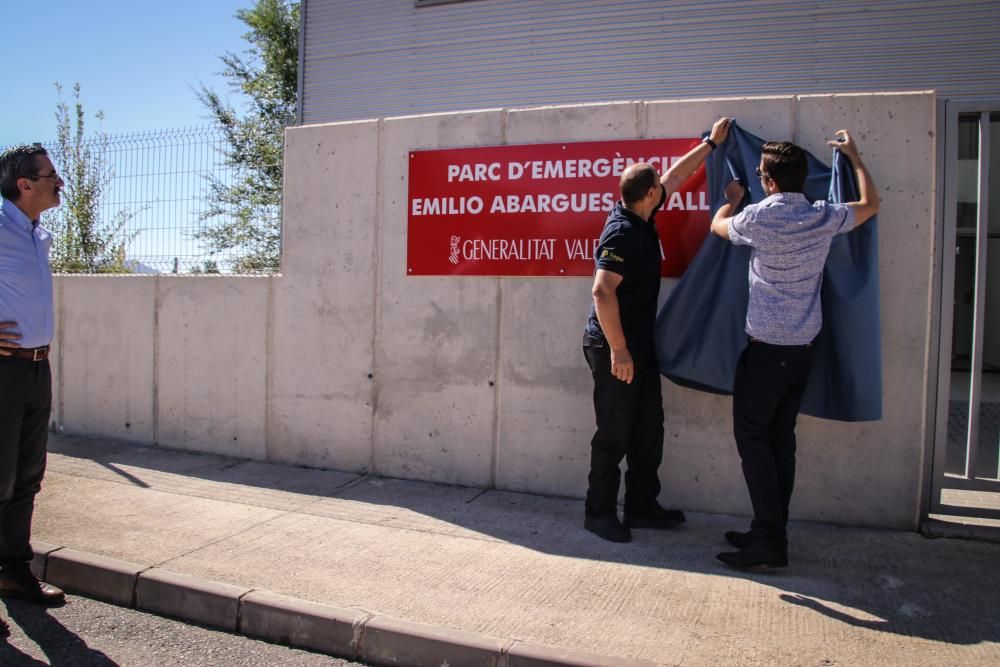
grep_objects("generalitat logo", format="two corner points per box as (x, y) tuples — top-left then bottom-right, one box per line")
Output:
(449, 235), (461, 264)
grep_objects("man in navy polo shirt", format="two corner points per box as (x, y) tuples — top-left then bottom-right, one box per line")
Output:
(0, 144), (65, 604)
(582, 117), (732, 543)
(709, 131), (879, 568)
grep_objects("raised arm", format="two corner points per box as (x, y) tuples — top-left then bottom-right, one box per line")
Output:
(828, 129), (879, 227)
(710, 180), (746, 240)
(661, 117), (732, 195)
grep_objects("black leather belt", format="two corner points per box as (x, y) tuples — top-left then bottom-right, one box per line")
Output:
(5, 346), (49, 361)
(749, 337), (811, 348)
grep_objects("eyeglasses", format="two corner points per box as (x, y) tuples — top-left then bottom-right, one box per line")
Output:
(31, 171), (60, 180)
(755, 166), (770, 181)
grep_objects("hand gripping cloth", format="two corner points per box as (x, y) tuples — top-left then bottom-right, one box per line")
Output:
(654, 123), (882, 421)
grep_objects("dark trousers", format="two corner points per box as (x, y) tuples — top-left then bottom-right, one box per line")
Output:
(583, 342), (663, 517)
(0, 357), (51, 572)
(732, 341), (813, 545)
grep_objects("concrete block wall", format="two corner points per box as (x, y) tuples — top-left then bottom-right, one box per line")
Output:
(57, 277), (156, 444)
(376, 111), (506, 487)
(52, 92), (938, 529)
(268, 119), (379, 472)
(53, 276), (271, 460)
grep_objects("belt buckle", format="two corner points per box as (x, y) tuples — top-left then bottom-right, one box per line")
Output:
(32, 348), (45, 362)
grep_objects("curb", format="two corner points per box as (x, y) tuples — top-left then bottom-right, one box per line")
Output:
(137, 568), (250, 633)
(30, 540), (657, 667)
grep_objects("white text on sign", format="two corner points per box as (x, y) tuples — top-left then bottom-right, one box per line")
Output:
(446, 156), (686, 182)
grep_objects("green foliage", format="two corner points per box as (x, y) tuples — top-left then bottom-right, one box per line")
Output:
(190, 260), (222, 274)
(196, 0), (299, 273)
(47, 83), (137, 274)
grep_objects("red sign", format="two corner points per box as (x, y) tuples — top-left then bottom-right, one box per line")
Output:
(406, 138), (710, 276)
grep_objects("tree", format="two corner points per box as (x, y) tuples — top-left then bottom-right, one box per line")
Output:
(190, 260), (222, 274)
(196, 0), (299, 273)
(47, 83), (136, 273)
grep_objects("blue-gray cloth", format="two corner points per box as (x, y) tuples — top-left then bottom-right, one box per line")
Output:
(654, 124), (882, 421)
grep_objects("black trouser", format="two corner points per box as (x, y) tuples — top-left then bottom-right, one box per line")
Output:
(583, 341), (663, 517)
(0, 357), (51, 572)
(732, 341), (813, 546)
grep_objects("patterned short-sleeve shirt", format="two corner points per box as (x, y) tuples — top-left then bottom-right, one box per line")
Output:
(728, 192), (855, 345)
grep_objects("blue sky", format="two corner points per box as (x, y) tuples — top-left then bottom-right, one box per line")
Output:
(1, 0), (253, 147)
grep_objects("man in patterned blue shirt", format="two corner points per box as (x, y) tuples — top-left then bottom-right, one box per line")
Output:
(0, 144), (65, 604)
(709, 131), (879, 568)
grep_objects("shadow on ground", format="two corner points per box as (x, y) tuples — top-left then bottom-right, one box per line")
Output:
(45, 434), (1000, 650)
(2, 598), (115, 666)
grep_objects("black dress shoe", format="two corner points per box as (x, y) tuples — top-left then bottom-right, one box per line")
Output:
(624, 504), (686, 529)
(0, 569), (65, 605)
(584, 514), (631, 543)
(716, 542), (788, 569)
(724, 530), (752, 548)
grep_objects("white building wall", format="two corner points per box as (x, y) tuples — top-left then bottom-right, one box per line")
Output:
(301, 0), (999, 125)
(53, 92), (937, 530)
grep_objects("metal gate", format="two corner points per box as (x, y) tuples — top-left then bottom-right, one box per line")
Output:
(929, 101), (1000, 528)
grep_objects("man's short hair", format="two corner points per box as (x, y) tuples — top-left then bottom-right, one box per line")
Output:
(620, 163), (658, 206)
(760, 141), (807, 193)
(0, 144), (49, 201)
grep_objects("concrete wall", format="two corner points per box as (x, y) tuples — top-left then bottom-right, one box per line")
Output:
(53, 92), (938, 530)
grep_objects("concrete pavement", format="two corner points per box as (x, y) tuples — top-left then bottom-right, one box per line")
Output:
(25, 434), (1000, 666)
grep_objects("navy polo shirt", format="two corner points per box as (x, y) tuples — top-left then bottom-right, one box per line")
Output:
(584, 202), (662, 349)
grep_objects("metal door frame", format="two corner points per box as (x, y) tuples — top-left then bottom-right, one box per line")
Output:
(927, 99), (1000, 518)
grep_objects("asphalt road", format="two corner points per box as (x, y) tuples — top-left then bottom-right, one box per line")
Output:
(1, 594), (368, 666)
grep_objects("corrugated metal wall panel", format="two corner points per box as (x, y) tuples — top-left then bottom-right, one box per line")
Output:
(301, 0), (1000, 125)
